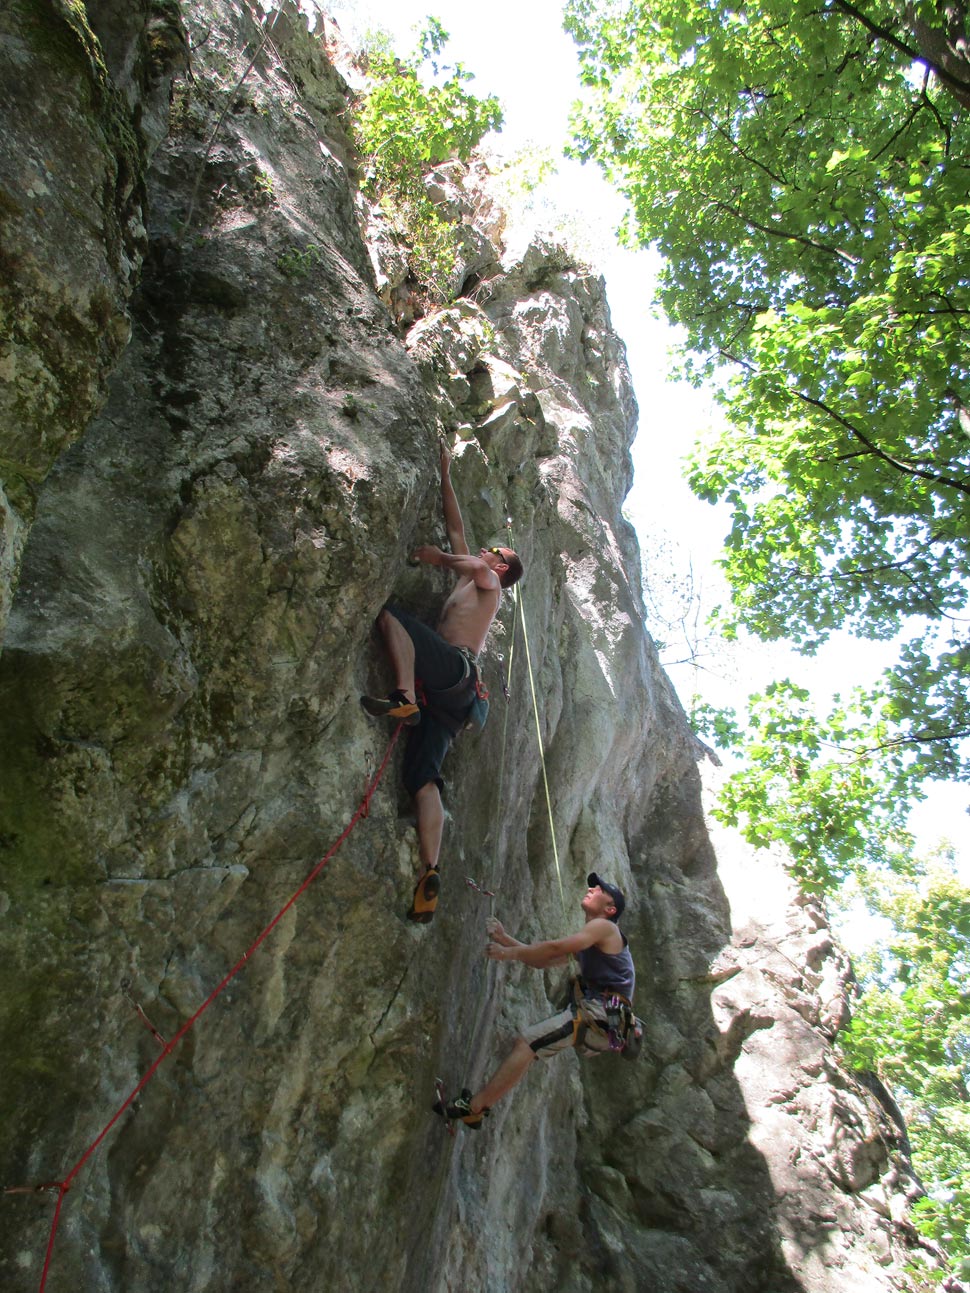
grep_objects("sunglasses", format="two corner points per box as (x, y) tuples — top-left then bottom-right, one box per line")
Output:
(487, 547), (507, 559)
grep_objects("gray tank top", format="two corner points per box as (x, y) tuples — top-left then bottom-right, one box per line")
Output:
(578, 935), (635, 1000)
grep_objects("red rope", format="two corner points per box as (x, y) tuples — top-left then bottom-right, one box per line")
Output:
(24, 726), (401, 1293)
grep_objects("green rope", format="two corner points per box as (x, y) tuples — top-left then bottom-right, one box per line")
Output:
(508, 527), (567, 921)
(473, 525), (519, 1038)
(462, 522), (566, 1100)
(490, 577), (519, 903)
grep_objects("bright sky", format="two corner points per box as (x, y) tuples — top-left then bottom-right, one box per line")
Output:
(301, 0), (968, 889)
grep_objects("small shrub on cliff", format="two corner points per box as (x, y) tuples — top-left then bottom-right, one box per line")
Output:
(276, 242), (324, 279)
(353, 19), (502, 304)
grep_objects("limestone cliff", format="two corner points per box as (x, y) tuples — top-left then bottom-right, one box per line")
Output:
(0, 4), (947, 1291)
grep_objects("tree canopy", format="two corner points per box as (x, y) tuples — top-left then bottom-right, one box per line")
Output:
(566, 0), (970, 793)
(839, 860), (970, 1272)
(693, 680), (920, 891)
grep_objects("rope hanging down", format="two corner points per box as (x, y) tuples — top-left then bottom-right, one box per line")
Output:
(8, 727), (402, 1293)
(507, 521), (567, 921)
(460, 524), (519, 1080)
(488, 516), (521, 894)
(463, 515), (565, 1073)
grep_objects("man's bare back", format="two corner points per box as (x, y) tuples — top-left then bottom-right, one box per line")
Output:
(437, 575), (501, 656)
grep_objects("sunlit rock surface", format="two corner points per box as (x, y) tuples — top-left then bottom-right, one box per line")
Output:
(0, 4), (942, 1291)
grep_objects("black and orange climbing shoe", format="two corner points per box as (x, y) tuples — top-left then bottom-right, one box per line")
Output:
(360, 689), (420, 726)
(407, 867), (440, 923)
(432, 1087), (488, 1129)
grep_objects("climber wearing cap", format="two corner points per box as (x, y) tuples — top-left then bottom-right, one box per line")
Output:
(360, 441), (523, 924)
(434, 874), (636, 1129)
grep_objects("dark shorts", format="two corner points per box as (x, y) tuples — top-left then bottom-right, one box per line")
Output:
(522, 999), (612, 1060)
(383, 605), (472, 797)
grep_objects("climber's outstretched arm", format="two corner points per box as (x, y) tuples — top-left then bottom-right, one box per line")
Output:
(485, 917), (517, 948)
(485, 918), (617, 970)
(439, 442), (469, 556)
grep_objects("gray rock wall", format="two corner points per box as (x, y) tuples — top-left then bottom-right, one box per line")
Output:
(0, 4), (942, 1291)
(0, 0), (186, 640)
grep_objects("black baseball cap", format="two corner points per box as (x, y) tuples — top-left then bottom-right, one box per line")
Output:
(587, 872), (626, 922)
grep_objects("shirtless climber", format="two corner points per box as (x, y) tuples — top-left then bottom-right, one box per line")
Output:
(434, 874), (637, 1128)
(360, 443), (523, 923)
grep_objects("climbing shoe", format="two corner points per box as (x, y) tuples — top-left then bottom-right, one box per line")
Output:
(407, 867), (440, 923)
(360, 689), (420, 726)
(433, 1088), (488, 1129)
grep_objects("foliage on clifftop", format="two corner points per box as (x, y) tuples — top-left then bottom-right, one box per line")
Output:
(352, 19), (502, 301)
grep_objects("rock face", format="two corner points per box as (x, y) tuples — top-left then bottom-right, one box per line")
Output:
(0, 4), (942, 1291)
(0, 0), (187, 640)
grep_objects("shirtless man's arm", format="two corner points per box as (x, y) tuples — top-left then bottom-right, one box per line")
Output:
(439, 443), (468, 556)
(411, 545), (499, 591)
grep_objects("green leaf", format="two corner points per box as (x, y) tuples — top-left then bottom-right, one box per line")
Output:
(566, 0), (970, 791)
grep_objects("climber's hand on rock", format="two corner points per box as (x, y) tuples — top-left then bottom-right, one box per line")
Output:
(486, 917), (515, 946)
(412, 544), (443, 567)
(486, 940), (514, 963)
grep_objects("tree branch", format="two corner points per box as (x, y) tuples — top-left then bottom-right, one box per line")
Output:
(869, 93), (926, 161)
(695, 109), (790, 185)
(865, 724), (970, 750)
(707, 197), (860, 263)
(831, 0), (970, 101)
(720, 348), (970, 498)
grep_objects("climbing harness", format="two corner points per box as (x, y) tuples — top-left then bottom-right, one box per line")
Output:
(569, 977), (643, 1058)
(419, 646), (490, 736)
(6, 727), (403, 1293)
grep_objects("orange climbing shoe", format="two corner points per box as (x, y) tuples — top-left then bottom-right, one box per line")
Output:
(360, 689), (420, 726)
(407, 867), (440, 923)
